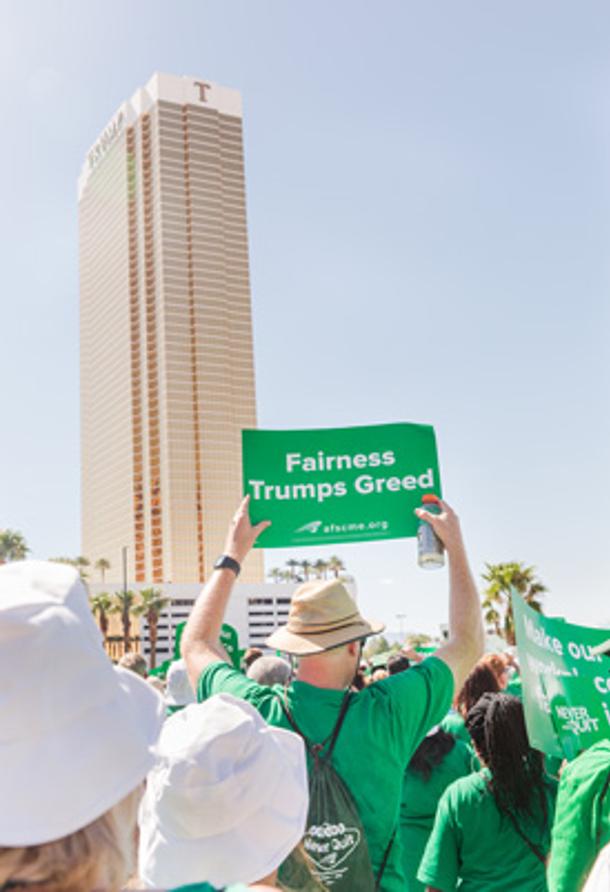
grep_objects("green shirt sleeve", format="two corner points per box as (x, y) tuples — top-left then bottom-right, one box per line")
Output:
(379, 656), (454, 760)
(417, 786), (460, 891)
(547, 742), (610, 892)
(197, 660), (280, 722)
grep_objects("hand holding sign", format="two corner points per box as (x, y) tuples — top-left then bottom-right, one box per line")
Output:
(224, 495), (271, 564)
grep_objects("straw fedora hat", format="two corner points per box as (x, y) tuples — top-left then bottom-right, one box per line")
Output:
(266, 578), (384, 656)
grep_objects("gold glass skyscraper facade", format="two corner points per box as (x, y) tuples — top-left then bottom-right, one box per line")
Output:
(79, 73), (262, 584)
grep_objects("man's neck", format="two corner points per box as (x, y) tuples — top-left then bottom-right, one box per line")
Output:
(295, 662), (349, 690)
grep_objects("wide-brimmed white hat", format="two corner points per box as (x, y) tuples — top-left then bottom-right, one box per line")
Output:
(0, 560), (165, 846)
(138, 694), (308, 889)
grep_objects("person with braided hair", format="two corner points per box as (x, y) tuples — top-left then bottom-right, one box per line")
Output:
(417, 693), (557, 891)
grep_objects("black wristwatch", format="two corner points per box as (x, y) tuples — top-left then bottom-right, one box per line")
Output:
(213, 554), (241, 576)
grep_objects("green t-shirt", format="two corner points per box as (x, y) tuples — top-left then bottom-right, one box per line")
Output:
(440, 710), (470, 745)
(198, 656), (454, 892)
(439, 711), (480, 770)
(417, 769), (556, 892)
(547, 740), (610, 892)
(170, 885), (248, 891)
(400, 738), (474, 892)
(170, 884), (248, 891)
(505, 675), (523, 699)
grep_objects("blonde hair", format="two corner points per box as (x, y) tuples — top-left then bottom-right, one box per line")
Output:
(279, 841), (328, 891)
(0, 787), (140, 892)
(118, 652), (148, 678)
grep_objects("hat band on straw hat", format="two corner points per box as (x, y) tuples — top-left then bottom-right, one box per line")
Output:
(286, 615), (364, 636)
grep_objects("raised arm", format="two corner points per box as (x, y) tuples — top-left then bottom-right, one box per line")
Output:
(419, 500), (484, 692)
(181, 496), (270, 691)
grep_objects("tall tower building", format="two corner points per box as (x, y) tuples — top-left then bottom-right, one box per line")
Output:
(79, 72), (263, 584)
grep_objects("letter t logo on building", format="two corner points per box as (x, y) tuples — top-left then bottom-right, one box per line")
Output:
(194, 81), (211, 103)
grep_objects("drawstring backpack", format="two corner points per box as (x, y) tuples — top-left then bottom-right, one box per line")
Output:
(278, 690), (395, 892)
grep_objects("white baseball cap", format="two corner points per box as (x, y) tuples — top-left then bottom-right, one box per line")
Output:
(138, 694), (308, 889)
(0, 560), (165, 846)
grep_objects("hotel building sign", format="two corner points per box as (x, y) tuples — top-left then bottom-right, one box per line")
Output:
(87, 110), (125, 171)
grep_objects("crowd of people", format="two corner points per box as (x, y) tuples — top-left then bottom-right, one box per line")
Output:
(1, 497), (609, 891)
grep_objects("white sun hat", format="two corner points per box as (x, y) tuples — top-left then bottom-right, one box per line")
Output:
(0, 560), (165, 846)
(138, 694), (308, 889)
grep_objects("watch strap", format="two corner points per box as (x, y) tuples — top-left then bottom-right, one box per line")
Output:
(214, 554), (241, 576)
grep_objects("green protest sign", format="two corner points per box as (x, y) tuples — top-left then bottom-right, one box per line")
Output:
(242, 422), (441, 548)
(173, 621), (186, 660)
(150, 621), (241, 675)
(219, 622), (241, 670)
(513, 593), (610, 760)
(147, 621), (186, 678)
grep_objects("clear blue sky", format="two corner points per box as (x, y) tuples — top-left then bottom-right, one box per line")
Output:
(1, 0), (609, 635)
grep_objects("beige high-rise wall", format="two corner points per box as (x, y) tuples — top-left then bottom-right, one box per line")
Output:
(79, 73), (263, 584)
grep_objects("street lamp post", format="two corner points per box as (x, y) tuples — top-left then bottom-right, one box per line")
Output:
(121, 546), (128, 597)
(395, 613), (407, 640)
(121, 546), (130, 653)
(166, 579), (173, 658)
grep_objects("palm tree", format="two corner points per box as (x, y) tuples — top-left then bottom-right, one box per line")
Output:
(133, 587), (169, 670)
(286, 559), (299, 580)
(267, 567), (283, 583)
(328, 555), (345, 578)
(111, 589), (138, 653)
(481, 562), (547, 645)
(0, 529), (29, 563)
(90, 592), (113, 643)
(313, 559), (328, 579)
(300, 559), (313, 581)
(75, 556), (90, 580)
(95, 557), (111, 583)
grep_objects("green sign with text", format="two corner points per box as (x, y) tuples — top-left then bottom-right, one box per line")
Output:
(242, 422), (441, 548)
(513, 593), (610, 760)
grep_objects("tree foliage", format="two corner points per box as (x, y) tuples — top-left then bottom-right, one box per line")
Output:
(406, 632), (433, 649)
(364, 635), (391, 659)
(133, 587), (169, 669)
(111, 589), (138, 652)
(328, 556), (345, 578)
(267, 556), (348, 583)
(0, 529), (29, 562)
(481, 561), (547, 645)
(90, 592), (113, 641)
(95, 557), (111, 583)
